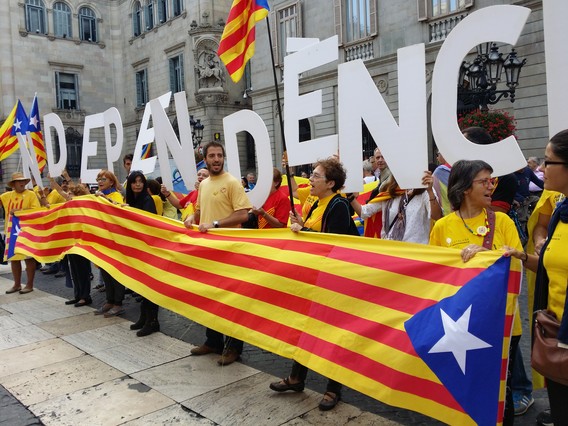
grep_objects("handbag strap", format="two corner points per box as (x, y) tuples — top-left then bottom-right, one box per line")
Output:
(386, 192), (415, 235)
(482, 208), (496, 250)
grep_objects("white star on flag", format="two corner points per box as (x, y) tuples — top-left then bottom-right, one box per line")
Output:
(428, 305), (491, 374)
(13, 119), (22, 132)
(29, 115), (39, 128)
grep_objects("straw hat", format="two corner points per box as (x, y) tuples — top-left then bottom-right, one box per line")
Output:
(7, 172), (31, 188)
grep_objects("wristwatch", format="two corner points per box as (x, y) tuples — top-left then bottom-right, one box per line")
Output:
(213, 220), (220, 228)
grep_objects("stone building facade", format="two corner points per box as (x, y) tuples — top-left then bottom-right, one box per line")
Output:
(0, 0), (551, 189)
(250, 0), (547, 173)
(0, 0), (246, 187)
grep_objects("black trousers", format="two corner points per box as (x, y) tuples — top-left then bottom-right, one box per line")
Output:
(547, 378), (568, 425)
(100, 268), (125, 305)
(68, 254), (91, 300)
(204, 328), (243, 354)
(290, 360), (342, 396)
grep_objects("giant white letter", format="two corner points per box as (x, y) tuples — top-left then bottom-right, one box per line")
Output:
(146, 92), (197, 190)
(43, 112), (67, 177)
(284, 36), (339, 166)
(224, 110), (273, 207)
(339, 44), (427, 191)
(81, 113), (105, 183)
(543, 0), (568, 136)
(103, 107), (124, 171)
(431, 5), (530, 175)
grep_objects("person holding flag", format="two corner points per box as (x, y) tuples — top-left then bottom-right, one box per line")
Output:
(1, 172), (41, 294)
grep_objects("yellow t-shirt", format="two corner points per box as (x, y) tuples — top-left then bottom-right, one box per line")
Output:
(105, 190), (124, 204)
(544, 221), (568, 321)
(1, 190), (41, 232)
(430, 210), (523, 336)
(303, 193), (335, 232)
(297, 186), (318, 221)
(151, 195), (163, 216)
(46, 189), (66, 205)
(196, 172), (251, 226)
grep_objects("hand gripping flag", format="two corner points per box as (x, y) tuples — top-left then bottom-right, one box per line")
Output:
(28, 94), (47, 172)
(218, 0), (270, 82)
(0, 102), (19, 161)
(14, 196), (521, 425)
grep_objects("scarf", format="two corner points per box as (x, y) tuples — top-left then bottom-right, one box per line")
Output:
(534, 198), (568, 344)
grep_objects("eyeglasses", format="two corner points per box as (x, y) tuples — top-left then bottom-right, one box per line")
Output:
(472, 177), (497, 187)
(544, 160), (568, 167)
(96, 177), (108, 182)
(310, 172), (326, 180)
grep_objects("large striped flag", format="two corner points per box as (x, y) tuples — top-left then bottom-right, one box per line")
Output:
(14, 196), (521, 425)
(0, 102), (19, 161)
(218, 0), (270, 82)
(28, 94), (47, 172)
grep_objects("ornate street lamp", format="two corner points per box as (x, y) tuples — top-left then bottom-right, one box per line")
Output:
(190, 115), (205, 149)
(457, 43), (526, 112)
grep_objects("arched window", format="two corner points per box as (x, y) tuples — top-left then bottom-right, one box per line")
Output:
(25, 0), (47, 34)
(78, 7), (97, 42)
(133, 1), (142, 36)
(157, 0), (167, 23)
(146, 0), (154, 30)
(53, 2), (72, 38)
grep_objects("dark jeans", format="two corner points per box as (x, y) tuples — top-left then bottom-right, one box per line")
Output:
(504, 335), (520, 426)
(140, 297), (159, 315)
(512, 341), (532, 397)
(100, 268), (125, 305)
(68, 254), (91, 300)
(204, 328), (243, 354)
(547, 378), (568, 425)
(290, 360), (342, 396)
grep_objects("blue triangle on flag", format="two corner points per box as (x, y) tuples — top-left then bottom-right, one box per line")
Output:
(405, 256), (511, 425)
(7, 215), (21, 260)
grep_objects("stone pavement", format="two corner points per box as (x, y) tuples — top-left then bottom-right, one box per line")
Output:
(0, 264), (401, 426)
(0, 262), (549, 425)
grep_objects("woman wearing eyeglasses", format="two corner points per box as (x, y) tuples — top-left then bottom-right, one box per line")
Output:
(269, 158), (358, 412)
(429, 159), (523, 425)
(95, 170), (123, 205)
(92, 170), (126, 317)
(505, 131), (568, 425)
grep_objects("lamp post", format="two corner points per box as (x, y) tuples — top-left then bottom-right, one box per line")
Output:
(457, 42), (526, 112)
(190, 115), (205, 149)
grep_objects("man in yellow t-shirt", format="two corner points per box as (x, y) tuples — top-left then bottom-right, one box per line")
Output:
(1, 172), (41, 294)
(184, 141), (251, 366)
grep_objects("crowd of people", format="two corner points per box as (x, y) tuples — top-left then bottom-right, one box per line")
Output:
(1, 128), (567, 424)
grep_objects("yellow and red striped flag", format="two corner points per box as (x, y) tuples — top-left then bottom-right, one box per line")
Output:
(14, 196), (521, 425)
(218, 0), (270, 83)
(0, 102), (19, 161)
(28, 94), (47, 172)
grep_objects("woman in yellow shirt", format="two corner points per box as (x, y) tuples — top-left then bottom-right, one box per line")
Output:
(429, 159), (523, 426)
(506, 130), (568, 425)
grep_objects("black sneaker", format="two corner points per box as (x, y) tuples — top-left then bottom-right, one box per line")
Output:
(536, 408), (553, 426)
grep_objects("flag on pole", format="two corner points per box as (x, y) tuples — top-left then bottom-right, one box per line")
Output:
(218, 0), (270, 82)
(28, 94), (47, 172)
(0, 102), (19, 161)
(12, 100), (29, 137)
